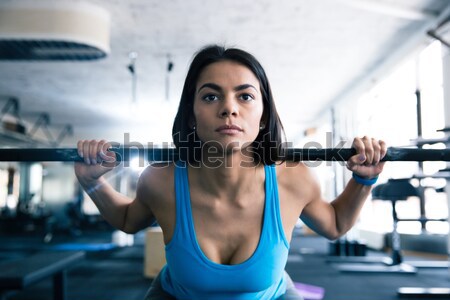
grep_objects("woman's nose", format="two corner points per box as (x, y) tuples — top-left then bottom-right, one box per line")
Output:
(219, 97), (238, 118)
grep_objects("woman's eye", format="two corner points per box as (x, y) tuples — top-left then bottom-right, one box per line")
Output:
(202, 94), (218, 102)
(240, 94), (254, 101)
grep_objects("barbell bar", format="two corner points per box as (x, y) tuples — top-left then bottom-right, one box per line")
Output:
(0, 147), (449, 162)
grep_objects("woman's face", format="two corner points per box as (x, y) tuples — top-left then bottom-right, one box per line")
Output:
(192, 61), (264, 153)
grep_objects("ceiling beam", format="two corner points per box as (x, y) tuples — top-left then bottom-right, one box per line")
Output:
(314, 3), (450, 126)
(336, 0), (438, 21)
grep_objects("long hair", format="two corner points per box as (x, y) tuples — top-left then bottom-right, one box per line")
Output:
(172, 45), (286, 165)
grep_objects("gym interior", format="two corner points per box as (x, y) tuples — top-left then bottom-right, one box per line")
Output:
(1, 1), (450, 300)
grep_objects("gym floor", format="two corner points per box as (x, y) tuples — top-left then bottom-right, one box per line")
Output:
(0, 230), (449, 300)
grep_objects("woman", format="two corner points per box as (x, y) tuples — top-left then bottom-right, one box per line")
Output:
(75, 45), (386, 299)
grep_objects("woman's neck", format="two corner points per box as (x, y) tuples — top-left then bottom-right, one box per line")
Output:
(189, 149), (263, 200)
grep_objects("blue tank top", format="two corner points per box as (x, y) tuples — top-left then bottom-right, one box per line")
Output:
(160, 163), (290, 300)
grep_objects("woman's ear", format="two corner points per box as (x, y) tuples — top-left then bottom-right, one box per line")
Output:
(260, 111), (268, 130)
(188, 116), (196, 130)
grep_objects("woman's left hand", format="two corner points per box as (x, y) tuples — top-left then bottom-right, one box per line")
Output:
(346, 136), (387, 179)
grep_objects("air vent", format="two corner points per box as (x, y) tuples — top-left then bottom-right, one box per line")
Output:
(0, 1), (110, 61)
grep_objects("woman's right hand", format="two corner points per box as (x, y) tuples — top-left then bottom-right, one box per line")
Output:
(74, 140), (117, 183)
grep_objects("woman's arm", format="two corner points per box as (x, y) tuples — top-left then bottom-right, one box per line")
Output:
(300, 176), (373, 240)
(75, 140), (156, 234)
(299, 136), (387, 240)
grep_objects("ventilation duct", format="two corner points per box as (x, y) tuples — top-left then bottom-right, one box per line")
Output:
(0, 1), (110, 61)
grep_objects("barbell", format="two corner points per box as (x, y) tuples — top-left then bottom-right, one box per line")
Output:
(0, 147), (449, 162)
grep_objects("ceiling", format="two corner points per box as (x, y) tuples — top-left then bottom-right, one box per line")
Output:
(0, 0), (449, 147)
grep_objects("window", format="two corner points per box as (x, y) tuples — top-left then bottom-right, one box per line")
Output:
(356, 41), (447, 235)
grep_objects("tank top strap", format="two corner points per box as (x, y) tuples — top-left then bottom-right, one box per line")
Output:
(264, 164), (289, 248)
(171, 161), (192, 243)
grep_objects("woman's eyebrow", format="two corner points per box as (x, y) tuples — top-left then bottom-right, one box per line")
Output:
(197, 83), (258, 93)
(234, 84), (258, 92)
(197, 83), (222, 93)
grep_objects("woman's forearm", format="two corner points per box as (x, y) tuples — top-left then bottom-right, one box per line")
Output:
(78, 176), (133, 231)
(331, 178), (372, 236)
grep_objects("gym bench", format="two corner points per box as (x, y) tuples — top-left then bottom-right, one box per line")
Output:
(0, 251), (85, 300)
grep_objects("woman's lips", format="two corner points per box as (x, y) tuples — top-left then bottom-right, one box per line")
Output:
(215, 125), (243, 134)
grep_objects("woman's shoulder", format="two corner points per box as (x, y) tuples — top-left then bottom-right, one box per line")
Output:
(275, 161), (319, 192)
(138, 162), (176, 195)
(274, 161), (309, 176)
